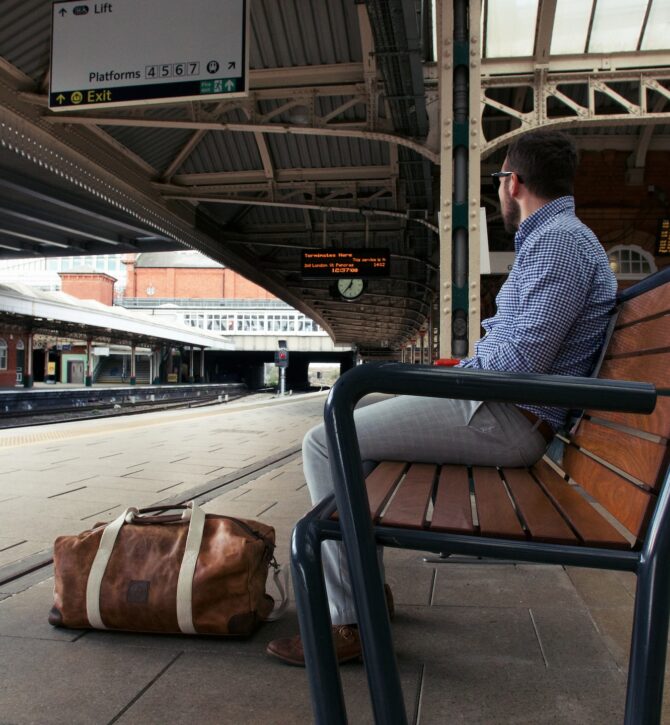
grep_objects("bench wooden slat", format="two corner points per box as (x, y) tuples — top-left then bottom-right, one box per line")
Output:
(430, 465), (475, 533)
(366, 461), (407, 522)
(472, 467), (525, 539)
(502, 468), (578, 544)
(594, 354), (670, 437)
(573, 418), (668, 488)
(380, 463), (435, 529)
(531, 460), (631, 548)
(562, 446), (655, 538)
(331, 461), (406, 522)
(607, 314), (670, 358)
(614, 283), (670, 327)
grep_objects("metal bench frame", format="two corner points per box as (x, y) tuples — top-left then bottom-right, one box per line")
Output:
(292, 313), (668, 723)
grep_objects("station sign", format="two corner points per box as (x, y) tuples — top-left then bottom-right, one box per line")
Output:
(301, 248), (391, 279)
(49, 0), (249, 111)
(656, 218), (670, 256)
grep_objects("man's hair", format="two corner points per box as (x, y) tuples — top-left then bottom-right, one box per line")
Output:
(506, 129), (578, 200)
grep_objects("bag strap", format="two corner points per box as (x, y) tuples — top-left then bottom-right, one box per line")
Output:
(85, 502), (205, 633)
(264, 557), (289, 622)
(86, 507), (138, 629)
(175, 502), (206, 634)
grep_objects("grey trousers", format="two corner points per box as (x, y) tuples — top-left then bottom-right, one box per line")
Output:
(302, 395), (548, 624)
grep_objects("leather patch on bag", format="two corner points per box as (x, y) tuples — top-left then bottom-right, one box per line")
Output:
(127, 580), (150, 604)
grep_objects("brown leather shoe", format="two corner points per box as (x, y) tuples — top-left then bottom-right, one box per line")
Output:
(267, 624), (361, 666)
(267, 585), (395, 667)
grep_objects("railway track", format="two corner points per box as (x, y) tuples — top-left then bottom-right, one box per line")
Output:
(0, 390), (251, 429)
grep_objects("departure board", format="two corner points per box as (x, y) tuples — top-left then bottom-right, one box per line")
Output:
(301, 249), (390, 278)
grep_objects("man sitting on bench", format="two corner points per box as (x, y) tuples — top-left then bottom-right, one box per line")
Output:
(267, 129), (618, 666)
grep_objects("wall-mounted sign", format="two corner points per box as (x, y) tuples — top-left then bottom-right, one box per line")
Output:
(301, 249), (390, 279)
(656, 218), (670, 256)
(50, 0), (248, 111)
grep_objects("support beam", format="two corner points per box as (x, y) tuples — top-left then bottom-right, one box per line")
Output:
(438, 0), (454, 358)
(534, 0), (557, 64)
(45, 115), (440, 165)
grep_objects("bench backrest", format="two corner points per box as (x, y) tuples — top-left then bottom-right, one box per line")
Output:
(561, 271), (670, 544)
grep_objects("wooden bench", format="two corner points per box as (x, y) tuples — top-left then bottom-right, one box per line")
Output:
(291, 267), (670, 725)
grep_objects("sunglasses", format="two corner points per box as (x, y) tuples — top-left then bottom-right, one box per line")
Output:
(491, 171), (523, 191)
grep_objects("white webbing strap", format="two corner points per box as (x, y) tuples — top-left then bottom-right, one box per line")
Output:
(264, 564), (289, 622)
(175, 502), (206, 634)
(85, 507), (138, 629)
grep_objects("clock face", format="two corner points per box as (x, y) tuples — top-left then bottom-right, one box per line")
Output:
(337, 278), (365, 300)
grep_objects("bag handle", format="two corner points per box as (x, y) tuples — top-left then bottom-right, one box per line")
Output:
(85, 502), (205, 633)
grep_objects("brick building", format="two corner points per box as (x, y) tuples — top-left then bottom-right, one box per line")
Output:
(123, 251), (276, 301)
(59, 271), (116, 306)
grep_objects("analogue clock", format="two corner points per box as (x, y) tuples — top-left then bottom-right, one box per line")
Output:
(337, 278), (365, 300)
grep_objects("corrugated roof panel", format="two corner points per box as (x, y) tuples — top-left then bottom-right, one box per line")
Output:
(266, 134), (388, 170)
(102, 126), (194, 173)
(0, 0), (51, 81)
(250, 0), (361, 68)
(244, 205), (305, 225)
(181, 131), (264, 173)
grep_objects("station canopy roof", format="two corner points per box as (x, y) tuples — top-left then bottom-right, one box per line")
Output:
(0, 0), (668, 355)
(0, 282), (234, 350)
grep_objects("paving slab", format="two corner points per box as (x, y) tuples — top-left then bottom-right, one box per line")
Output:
(113, 650), (420, 725)
(432, 563), (587, 609)
(418, 660), (626, 724)
(0, 636), (180, 725)
(394, 604), (543, 669)
(0, 578), (81, 642)
(565, 566), (636, 607)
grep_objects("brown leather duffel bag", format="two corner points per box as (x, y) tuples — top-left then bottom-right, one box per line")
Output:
(49, 501), (284, 636)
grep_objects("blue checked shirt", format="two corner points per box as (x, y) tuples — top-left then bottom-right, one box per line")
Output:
(459, 196), (617, 430)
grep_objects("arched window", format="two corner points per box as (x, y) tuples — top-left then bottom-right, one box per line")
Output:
(607, 245), (657, 280)
(0, 339), (7, 370)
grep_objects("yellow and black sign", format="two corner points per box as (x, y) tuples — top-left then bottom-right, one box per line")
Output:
(656, 218), (670, 256)
(301, 248), (390, 279)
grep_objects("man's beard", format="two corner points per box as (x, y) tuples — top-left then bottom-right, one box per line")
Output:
(502, 195), (521, 234)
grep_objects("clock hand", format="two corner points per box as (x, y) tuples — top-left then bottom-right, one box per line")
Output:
(345, 280), (354, 292)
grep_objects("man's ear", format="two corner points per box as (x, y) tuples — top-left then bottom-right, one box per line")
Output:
(509, 172), (523, 198)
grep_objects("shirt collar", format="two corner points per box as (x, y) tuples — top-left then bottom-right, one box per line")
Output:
(514, 196), (575, 252)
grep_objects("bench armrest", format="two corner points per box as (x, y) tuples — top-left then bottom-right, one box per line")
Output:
(326, 362), (657, 419)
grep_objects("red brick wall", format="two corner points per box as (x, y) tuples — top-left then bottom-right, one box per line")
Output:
(222, 269), (275, 299)
(575, 149), (670, 271)
(125, 265), (277, 300)
(59, 273), (116, 305)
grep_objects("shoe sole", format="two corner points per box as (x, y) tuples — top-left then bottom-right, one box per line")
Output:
(266, 645), (362, 667)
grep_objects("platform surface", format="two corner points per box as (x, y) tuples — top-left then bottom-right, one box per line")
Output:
(0, 391), (665, 724)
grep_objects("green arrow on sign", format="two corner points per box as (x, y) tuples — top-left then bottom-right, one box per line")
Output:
(224, 80), (235, 92)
